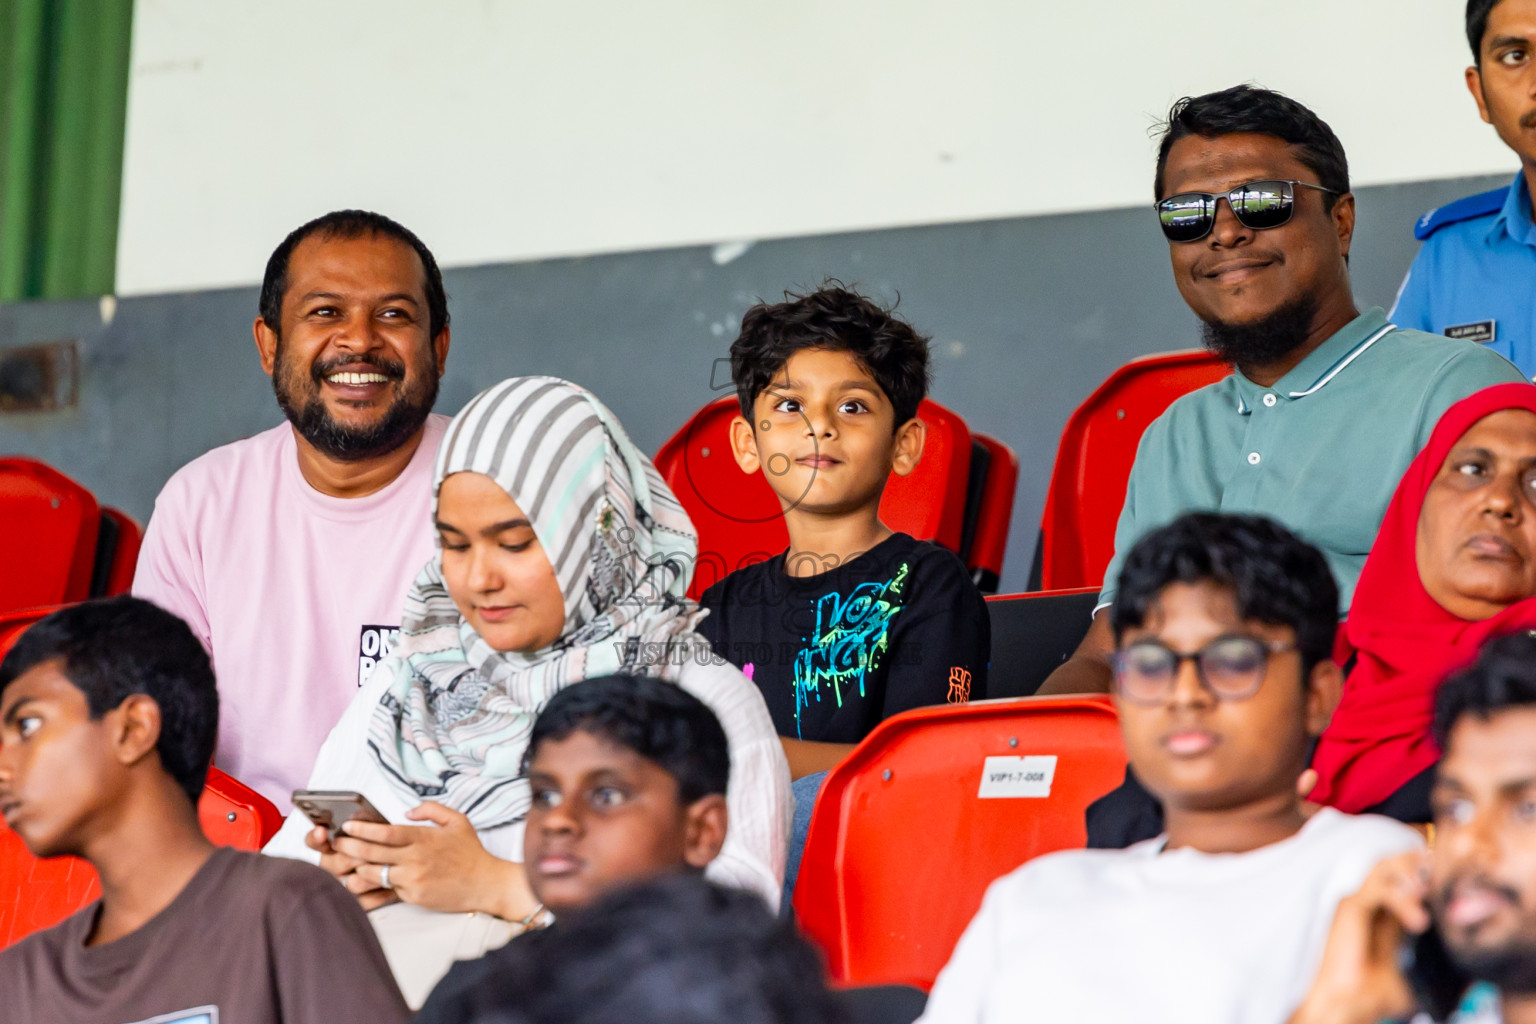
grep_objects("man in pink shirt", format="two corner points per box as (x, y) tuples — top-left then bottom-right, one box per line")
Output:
(134, 210), (452, 810)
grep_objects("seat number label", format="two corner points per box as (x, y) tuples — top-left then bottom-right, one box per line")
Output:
(977, 755), (1057, 798)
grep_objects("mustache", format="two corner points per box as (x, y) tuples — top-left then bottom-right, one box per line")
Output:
(1192, 249), (1285, 277)
(309, 352), (406, 384)
(1434, 872), (1524, 914)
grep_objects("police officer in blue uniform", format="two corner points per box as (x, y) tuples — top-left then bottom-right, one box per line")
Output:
(1392, 0), (1536, 377)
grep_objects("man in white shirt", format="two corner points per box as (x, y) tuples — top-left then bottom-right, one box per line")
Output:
(1290, 630), (1536, 1024)
(133, 210), (452, 810)
(919, 513), (1422, 1024)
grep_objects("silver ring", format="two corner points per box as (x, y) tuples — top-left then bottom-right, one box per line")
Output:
(379, 864), (391, 890)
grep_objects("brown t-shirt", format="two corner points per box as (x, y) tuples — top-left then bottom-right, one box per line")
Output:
(0, 846), (410, 1024)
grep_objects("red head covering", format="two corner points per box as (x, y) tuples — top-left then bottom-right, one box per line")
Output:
(1310, 382), (1536, 812)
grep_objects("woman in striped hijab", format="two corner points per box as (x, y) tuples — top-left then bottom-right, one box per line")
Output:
(264, 377), (791, 1006)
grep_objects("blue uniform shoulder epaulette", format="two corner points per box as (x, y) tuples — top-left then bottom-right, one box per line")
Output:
(1414, 186), (1509, 240)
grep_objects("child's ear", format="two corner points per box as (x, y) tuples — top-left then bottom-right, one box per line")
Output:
(111, 694), (164, 769)
(729, 415), (762, 475)
(680, 794), (729, 870)
(1303, 658), (1344, 738)
(890, 416), (926, 478)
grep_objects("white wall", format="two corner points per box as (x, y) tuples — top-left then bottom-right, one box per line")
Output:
(117, 0), (1514, 297)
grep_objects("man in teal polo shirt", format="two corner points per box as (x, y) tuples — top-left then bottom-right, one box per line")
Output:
(1041, 84), (1523, 698)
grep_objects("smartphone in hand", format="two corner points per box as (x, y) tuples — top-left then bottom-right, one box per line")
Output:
(1403, 924), (1472, 1022)
(292, 790), (388, 843)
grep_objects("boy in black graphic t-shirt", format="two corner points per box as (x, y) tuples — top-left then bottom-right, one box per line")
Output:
(698, 285), (990, 898)
(700, 534), (988, 746)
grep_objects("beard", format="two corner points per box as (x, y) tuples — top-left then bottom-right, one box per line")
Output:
(272, 343), (439, 462)
(1198, 294), (1318, 370)
(1448, 938), (1536, 996)
(1435, 875), (1536, 997)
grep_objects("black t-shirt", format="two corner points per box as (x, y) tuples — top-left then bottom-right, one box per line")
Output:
(415, 946), (504, 1024)
(697, 532), (990, 744)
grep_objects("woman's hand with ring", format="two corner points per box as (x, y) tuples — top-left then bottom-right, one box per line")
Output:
(304, 824), (398, 911)
(332, 801), (539, 919)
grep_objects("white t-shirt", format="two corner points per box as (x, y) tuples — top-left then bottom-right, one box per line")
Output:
(133, 416), (449, 811)
(919, 808), (1423, 1024)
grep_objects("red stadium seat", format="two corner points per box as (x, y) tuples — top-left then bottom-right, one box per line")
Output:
(0, 605), (59, 651)
(655, 397), (972, 599)
(966, 434), (1018, 594)
(95, 508), (143, 597)
(1037, 350), (1228, 591)
(199, 765), (285, 851)
(0, 830), (98, 950)
(793, 694), (1127, 989)
(0, 458), (101, 612)
(0, 769), (283, 950)
(0, 607), (283, 950)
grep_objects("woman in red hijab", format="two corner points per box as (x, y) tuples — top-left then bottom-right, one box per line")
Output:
(1309, 382), (1536, 818)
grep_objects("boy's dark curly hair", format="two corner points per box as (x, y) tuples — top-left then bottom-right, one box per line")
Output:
(521, 674), (729, 803)
(729, 282), (932, 429)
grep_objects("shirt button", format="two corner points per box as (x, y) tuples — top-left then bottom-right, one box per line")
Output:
(1247, 452), (1261, 465)
(1263, 393), (1277, 407)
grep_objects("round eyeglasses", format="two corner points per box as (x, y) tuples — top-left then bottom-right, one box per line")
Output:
(1109, 635), (1297, 705)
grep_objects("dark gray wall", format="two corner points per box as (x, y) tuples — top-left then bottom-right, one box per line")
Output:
(0, 172), (1513, 594)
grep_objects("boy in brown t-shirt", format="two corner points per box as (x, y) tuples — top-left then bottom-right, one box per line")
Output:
(0, 597), (410, 1024)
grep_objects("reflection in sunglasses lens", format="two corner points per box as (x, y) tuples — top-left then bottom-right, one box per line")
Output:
(1159, 194), (1213, 242)
(1232, 181), (1292, 230)
(1158, 180), (1301, 241)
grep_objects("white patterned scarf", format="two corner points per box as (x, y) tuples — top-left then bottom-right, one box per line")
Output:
(367, 376), (708, 829)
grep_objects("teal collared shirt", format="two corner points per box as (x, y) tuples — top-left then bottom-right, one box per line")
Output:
(1098, 308), (1525, 613)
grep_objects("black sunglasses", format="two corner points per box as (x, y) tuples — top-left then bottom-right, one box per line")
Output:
(1109, 635), (1297, 706)
(1154, 179), (1340, 243)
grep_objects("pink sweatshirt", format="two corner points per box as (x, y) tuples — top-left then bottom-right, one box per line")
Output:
(133, 416), (448, 810)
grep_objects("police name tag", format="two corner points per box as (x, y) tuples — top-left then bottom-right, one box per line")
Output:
(1446, 320), (1497, 344)
(977, 755), (1057, 798)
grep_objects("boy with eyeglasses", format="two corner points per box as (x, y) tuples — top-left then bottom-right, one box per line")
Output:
(918, 513), (1421, 1024)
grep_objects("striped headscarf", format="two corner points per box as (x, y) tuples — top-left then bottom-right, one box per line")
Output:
(367, 377), (708, 829)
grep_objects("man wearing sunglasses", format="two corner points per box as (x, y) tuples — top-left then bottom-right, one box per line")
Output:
(920, 513), (1421, 1024)
(1040, 85), (1522, 699)
(1392, 0), (1536, 378)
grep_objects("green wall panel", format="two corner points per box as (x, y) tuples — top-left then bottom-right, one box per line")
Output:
(0, 0), (134, 302)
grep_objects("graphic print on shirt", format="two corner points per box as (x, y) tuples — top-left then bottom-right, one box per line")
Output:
(358, 624), (401, 687)
(947, 666), (972, 704)
(791, 562), (909, 736)
(126, 1008), (217, 1024)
